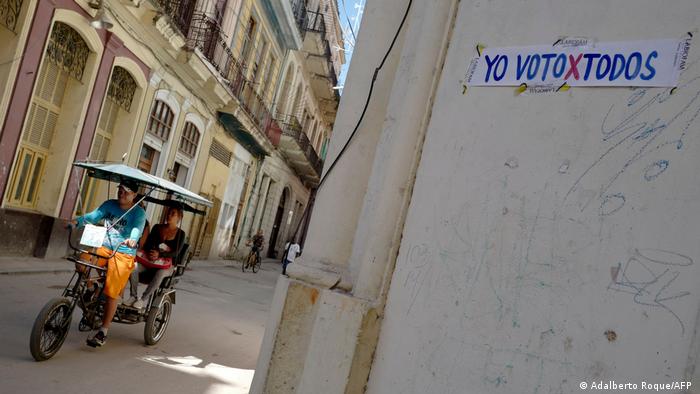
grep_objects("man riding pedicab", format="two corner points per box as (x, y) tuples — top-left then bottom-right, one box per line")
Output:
(68, 179), (146, 347)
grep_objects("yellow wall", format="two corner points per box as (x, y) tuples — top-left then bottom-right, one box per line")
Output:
(230, 1), (283, 105)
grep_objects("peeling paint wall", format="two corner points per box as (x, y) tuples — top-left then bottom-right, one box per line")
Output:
(366, 1), (700, 393)
(263, 282), (320, 393)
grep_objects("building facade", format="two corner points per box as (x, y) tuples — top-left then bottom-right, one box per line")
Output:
(0, 0), (344, 260)
(251, 0), (700, 393)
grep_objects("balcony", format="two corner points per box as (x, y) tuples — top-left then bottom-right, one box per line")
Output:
(292, 8), (338, 122)
(151, 2), (281, 154)
(233, 79), (276, 141)
(276, 114), (323, 183)
(156, 0), (196, 36)
(186, 12), (241, 81)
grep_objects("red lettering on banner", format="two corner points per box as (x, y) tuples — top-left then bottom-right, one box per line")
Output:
(565, 53), (583, 80)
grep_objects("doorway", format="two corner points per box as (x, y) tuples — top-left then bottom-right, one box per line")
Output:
(267, 188), (288, 258)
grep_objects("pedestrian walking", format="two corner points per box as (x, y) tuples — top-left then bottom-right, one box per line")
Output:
(282, 240), (300, 276)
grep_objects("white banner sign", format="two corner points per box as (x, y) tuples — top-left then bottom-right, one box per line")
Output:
(465, 39), (691, 87)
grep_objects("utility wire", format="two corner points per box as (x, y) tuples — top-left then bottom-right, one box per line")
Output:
(318, 0), (412, 191)
(339, 0), (357, 43)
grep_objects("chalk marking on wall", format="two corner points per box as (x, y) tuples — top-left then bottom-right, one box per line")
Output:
(607, 248), (693, 335)
(564, 62), (700, 217)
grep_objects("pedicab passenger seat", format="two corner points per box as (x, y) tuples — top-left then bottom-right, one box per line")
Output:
(161, 243), (190, 289)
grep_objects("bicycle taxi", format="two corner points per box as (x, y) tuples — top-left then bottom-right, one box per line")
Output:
(29, 162), (211, 361)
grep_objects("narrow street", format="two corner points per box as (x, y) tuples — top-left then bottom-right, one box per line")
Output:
(0, 259), (282, 394)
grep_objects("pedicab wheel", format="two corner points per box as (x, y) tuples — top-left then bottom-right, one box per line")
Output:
(252, 255), (261, 273)
(144, 295), (172, 345)
(30, 297), (73, 361)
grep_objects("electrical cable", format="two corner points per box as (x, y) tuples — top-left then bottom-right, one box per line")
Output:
(317, 0), (412, 191)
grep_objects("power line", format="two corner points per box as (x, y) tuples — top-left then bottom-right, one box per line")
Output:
(339, 0), (357, 43)
(318, 0), (412, 191)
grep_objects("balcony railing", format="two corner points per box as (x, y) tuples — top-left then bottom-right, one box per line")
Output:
(235, 80), (276, 142)
(187, 12), (244, 84)
(155, 2), (280, 148)
(291, 0), (307, 37)
(289, 5), (337, 91)
(303, 9), (326, 34)
(156, 0), (197, 37)
(277, 114), (323, 176)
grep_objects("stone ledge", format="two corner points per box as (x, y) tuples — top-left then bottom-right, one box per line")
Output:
(153, 14), (185, 51)
(287, 259), (353, 291)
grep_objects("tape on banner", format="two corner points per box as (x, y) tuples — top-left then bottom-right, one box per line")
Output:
(515, 83), (528, 95)
(556, 82), (570, 92)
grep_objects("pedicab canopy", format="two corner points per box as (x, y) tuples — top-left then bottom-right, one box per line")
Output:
(74, 162), (213, 208)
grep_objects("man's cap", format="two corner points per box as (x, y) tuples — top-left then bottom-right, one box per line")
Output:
(118, 178), (139, 193)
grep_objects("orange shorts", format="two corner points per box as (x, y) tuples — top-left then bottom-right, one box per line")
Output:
(81, 246), (135, 299)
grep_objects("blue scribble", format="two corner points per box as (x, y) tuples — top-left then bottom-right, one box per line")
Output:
(608, 249), (693, 335)
(643, 160), (669, 181)
(599, 193), (625, 216)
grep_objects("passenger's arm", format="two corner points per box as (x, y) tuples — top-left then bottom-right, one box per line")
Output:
(159, 230), (185, 259)
(138, 222), (150, 249)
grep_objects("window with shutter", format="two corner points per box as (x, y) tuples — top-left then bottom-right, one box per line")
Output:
(8, 22), (88, 209)
(77, 65), (136, 214)
(209, 138), (232, 166)
(178, 122), (200, 158)
(241, 18), (257, 69)
(147, 100), (174, 141)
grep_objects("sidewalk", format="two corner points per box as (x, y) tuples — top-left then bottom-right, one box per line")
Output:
(0, 255), (282, 275)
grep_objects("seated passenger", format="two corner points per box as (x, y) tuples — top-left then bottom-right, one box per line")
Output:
(128, 204), (185, 309)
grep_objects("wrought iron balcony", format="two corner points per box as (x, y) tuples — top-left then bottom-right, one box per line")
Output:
(173, 9), (280, 149)
(290, 0), (307, 36)
(156, 0), (197, 37)
(276, 114), (323, 181)
(302, 9), (326, 34)
(187, 12), (239, 78)
(233, 79), (280, 145)
(0, 0), (22, 31)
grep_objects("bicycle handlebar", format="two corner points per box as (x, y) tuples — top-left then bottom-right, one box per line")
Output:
(67, 226), (121, 260)
(66, 256), (107, 272)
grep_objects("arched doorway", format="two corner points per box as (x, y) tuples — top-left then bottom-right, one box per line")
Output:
(267, 187), (289, 258)
(77, 66), (139, 214)
(6, 21), (95, 213)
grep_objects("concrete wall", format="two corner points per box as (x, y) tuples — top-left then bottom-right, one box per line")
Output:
(366, 1), (700, 393)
